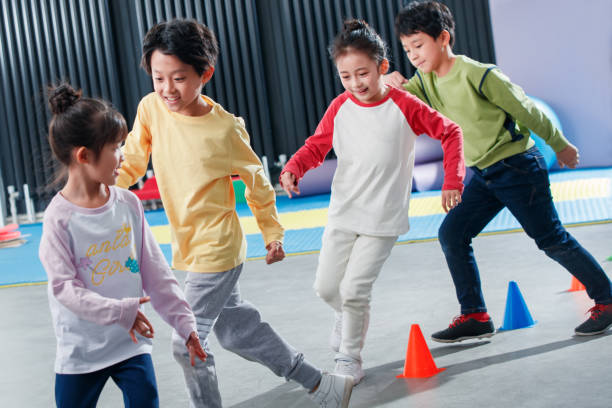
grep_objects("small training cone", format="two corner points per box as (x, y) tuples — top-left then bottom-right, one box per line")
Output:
(568, 276), (586, 292)
(396, 324), (445, 378)
(499, 281), (536, 331)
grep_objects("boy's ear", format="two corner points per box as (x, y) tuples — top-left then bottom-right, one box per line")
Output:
(379, 58), (390, 75)
(439, 30), (451, 48)
(201, 66), (215, 84)
(74, 147), (90, 164)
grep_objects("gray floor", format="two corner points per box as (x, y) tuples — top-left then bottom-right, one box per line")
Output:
(1, 223), (611, 408)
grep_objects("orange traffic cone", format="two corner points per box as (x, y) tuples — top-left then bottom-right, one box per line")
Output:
(568, 276), (585, 292)
(396, 324), (445, 378)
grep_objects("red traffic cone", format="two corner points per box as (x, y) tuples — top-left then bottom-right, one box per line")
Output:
(396, 324), (445, 378)
(568, 276), (585, 292)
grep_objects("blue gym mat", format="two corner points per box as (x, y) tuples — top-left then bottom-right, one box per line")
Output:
(2, 168), (611, 288)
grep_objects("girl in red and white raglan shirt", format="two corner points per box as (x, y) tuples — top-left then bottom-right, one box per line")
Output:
(280, 19), (465, 385)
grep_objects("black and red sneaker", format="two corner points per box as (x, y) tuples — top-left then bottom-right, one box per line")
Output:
(574, 304), (612, 336)
(431, 313), (495, 343)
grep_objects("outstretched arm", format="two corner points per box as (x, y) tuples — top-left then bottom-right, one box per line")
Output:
(231, 118), (284, 248)
(280, 95), (343, 190)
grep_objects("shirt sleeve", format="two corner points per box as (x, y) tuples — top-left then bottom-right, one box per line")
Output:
(403, 94), (465, 192)
(230, 118), (284, 247)
(402, 73), (430, 106)
(280, 97), (340, 181)
(480, 68), (570, 152)
(134, 197), (197, 342)
(117, 100), (153, 189)
(39, 214), (140, 331)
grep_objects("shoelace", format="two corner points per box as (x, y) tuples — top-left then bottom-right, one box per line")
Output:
(588, 304), (606, 320)
(449, 314), (469, 328)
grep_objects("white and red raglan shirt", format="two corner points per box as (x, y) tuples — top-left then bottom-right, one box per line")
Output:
(282, 87), (465, 236)
(39, 186), (196, 374)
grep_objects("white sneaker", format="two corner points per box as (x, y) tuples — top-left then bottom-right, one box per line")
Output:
(309, 372), (353, 408)
(330, 312), (342, 352)
(334, 357), (365, 385)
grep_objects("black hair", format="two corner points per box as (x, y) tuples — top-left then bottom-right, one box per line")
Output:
(328, 19), (387, 65)
(395, 1), (456, 47)
(141, 19), (219, 76)
(47, 83), (127, 167)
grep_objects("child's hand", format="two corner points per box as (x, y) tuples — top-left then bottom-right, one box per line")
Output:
(383, 71), (408, 89)
(556, 144), (580, 169)
(280, 172), (300, 198)
(441, 189), (462, 213)
(266, 241), (285, 264)
(186, 331), (207, 366)
(129, 296), (154, 343)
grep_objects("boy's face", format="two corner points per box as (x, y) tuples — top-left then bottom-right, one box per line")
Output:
(150, 50), (210, 116)
(400, 32), (446, 74)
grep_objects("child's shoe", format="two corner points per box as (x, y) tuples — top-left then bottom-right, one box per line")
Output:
(309, 372), (353, 408)
(330, 312), (342, 352)
(431, 313), (495, 343)
(575, 304), (612, 336)
(334, 357), (365, 385)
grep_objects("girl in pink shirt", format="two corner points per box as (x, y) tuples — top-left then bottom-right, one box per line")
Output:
(39, 83), (205, 407)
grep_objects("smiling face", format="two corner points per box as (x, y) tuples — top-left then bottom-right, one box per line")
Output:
(335, 49), (388, 104)
(150, 50), (210, 116)
(400, 31), (448, 75)
(83, 140), (124, 187)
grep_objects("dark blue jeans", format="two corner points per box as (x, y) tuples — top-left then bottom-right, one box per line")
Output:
(55, 353), (159, 408)
(438, 147), (612, 314)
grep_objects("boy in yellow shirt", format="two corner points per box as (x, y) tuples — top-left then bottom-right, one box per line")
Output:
(118, 19), (352, 408)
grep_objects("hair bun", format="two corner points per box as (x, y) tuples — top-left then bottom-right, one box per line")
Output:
(343, 19), (368, 33)
(48, 83), (82, 114)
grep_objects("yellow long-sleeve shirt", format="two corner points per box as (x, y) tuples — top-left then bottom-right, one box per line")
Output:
(117, 93), (283, 273)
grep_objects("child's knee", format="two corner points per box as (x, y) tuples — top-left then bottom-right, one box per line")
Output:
(315, 283), (338, 304)
(438, 219), (453, 246)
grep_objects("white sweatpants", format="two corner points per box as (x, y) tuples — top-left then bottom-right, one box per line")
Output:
(314, 226), (397, 361)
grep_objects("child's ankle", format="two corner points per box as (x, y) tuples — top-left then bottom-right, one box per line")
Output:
(465, 312), (490, 322)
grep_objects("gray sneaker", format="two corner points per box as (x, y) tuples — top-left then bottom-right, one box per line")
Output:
(335, 357), (365, 385)
(309, 372), (353, 408)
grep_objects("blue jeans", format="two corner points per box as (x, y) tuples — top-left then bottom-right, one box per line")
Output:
(55, 353), (158, 408)
(438, 147), (612, 314)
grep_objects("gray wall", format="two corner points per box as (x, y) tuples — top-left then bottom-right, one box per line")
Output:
(0, 0), (495, 217)
(489, 0), (612, 168)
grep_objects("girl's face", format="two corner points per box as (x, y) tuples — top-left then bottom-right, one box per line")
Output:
(87, 141), (124, 186)
(150, 50), (209, 116)
(400, 31), (447, 75)
(336, 50), (388, 104)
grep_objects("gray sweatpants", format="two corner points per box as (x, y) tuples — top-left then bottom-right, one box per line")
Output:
(172, 263), (322, 408)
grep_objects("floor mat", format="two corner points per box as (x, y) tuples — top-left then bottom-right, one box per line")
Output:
(2, 168), (611, 287)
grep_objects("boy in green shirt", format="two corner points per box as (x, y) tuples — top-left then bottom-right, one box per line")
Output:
(385, 1), (612, 341)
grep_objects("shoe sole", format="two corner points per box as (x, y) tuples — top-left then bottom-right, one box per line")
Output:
(575, 322), (612, 336)
(341, 376), (354, 408)
(431, 331), (495, 343)
(333, 367), (365, 385)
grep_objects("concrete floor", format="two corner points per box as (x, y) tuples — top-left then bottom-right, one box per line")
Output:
(1, 222), (611, 407)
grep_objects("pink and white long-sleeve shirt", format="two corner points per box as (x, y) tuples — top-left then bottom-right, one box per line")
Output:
(282, 87), (465, 236)
(39, 186), (196, 374)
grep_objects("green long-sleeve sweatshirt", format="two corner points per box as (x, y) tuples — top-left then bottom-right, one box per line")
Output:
(403, 55), (569, 169)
